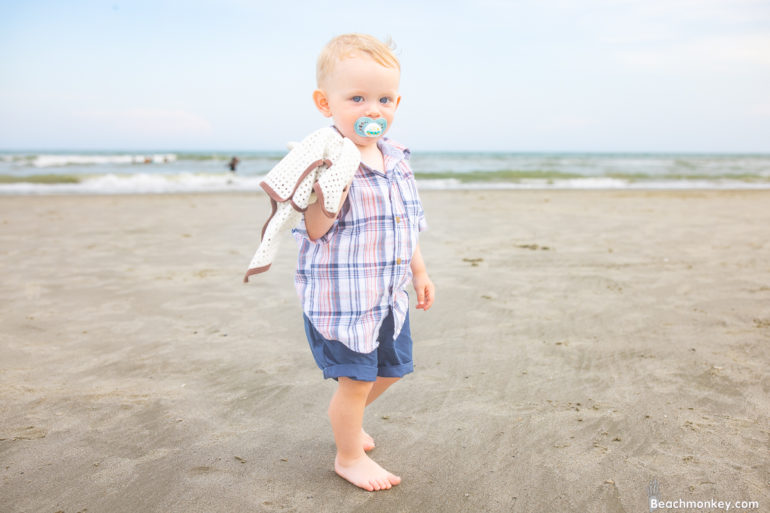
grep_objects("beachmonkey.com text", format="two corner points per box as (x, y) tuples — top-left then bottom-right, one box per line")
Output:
(650, 498), (760, 511)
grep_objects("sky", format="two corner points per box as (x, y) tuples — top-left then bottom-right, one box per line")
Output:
(1, 0), (769, 152)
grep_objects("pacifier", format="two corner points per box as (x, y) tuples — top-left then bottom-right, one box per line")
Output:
(354, 117), (387, 138)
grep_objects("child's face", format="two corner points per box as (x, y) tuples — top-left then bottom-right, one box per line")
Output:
(313, 53), (401, 148)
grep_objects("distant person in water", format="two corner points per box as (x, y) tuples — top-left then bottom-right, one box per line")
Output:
(228, 156), (240, 172)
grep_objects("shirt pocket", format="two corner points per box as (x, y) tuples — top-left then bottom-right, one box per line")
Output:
(402, 180), (426, 231)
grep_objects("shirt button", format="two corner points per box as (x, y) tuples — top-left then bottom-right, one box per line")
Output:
(396, 257), (402, 264)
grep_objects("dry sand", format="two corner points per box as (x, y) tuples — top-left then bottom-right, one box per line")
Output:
(1, 190), (768, 513)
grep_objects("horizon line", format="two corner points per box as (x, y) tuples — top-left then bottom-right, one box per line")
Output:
(2, 148), (770, 156)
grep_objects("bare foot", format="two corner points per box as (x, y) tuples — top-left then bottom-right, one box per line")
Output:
(361, 428), (375, 451)
(334, 453), (401, 491)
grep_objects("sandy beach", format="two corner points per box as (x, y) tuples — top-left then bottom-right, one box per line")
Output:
(1, 190), (768, 513)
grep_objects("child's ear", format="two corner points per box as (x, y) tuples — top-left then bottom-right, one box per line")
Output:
(313, 89), (332, 117)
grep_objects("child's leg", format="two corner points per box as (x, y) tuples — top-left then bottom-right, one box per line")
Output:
(366, 376), (400, 406)
(359, 376), (400, 451)
(328, 377), (401, 491)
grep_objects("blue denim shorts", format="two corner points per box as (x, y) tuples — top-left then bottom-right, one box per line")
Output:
(303, 309), (414, 382)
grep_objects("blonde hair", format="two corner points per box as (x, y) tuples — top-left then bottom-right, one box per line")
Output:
(316, 33), (400, 87)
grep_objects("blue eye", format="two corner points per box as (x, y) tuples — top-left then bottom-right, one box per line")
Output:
(379, 97), (391, 104)
(352, 96), (364, 102)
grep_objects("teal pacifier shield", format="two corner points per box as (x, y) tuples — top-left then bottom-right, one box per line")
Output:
(354, 117), (387, 137)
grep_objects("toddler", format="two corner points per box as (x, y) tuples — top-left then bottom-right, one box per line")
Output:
(293, 33), (434, 492)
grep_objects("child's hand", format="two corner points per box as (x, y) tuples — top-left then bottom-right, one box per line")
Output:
(412, 272), (435, 311)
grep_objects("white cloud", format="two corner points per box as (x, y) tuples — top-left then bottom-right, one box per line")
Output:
(583, 0), (770, 45)
(753, 102), (770, 118)
(614, 33), (770, 72)
(75, 108), (214, 138)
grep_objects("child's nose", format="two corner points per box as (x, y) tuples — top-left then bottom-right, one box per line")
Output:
(365, 104), (381, 118)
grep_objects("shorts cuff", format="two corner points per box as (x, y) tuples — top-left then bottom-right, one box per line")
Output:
(323, 363), (378, 382)
(378, 361), (414, 378)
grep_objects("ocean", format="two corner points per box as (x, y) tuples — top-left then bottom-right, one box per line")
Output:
(1, 150), (769, 194)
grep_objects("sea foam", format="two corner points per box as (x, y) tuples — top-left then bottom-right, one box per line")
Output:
(30, 154), (178, 167)
(0, 173), (264, 195)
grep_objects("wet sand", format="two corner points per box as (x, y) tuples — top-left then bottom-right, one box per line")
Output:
(1, 190), (768, 512)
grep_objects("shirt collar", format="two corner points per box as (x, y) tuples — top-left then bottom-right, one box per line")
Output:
(377, 137), (410, 175)
(330, 124), (410, 176)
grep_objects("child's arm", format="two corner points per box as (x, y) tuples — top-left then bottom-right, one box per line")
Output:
(304, 186), (350, 241)
(411, 243), (435, 310)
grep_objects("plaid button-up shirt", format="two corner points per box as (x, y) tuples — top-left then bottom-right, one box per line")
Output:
(292, 137), (427, 353)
